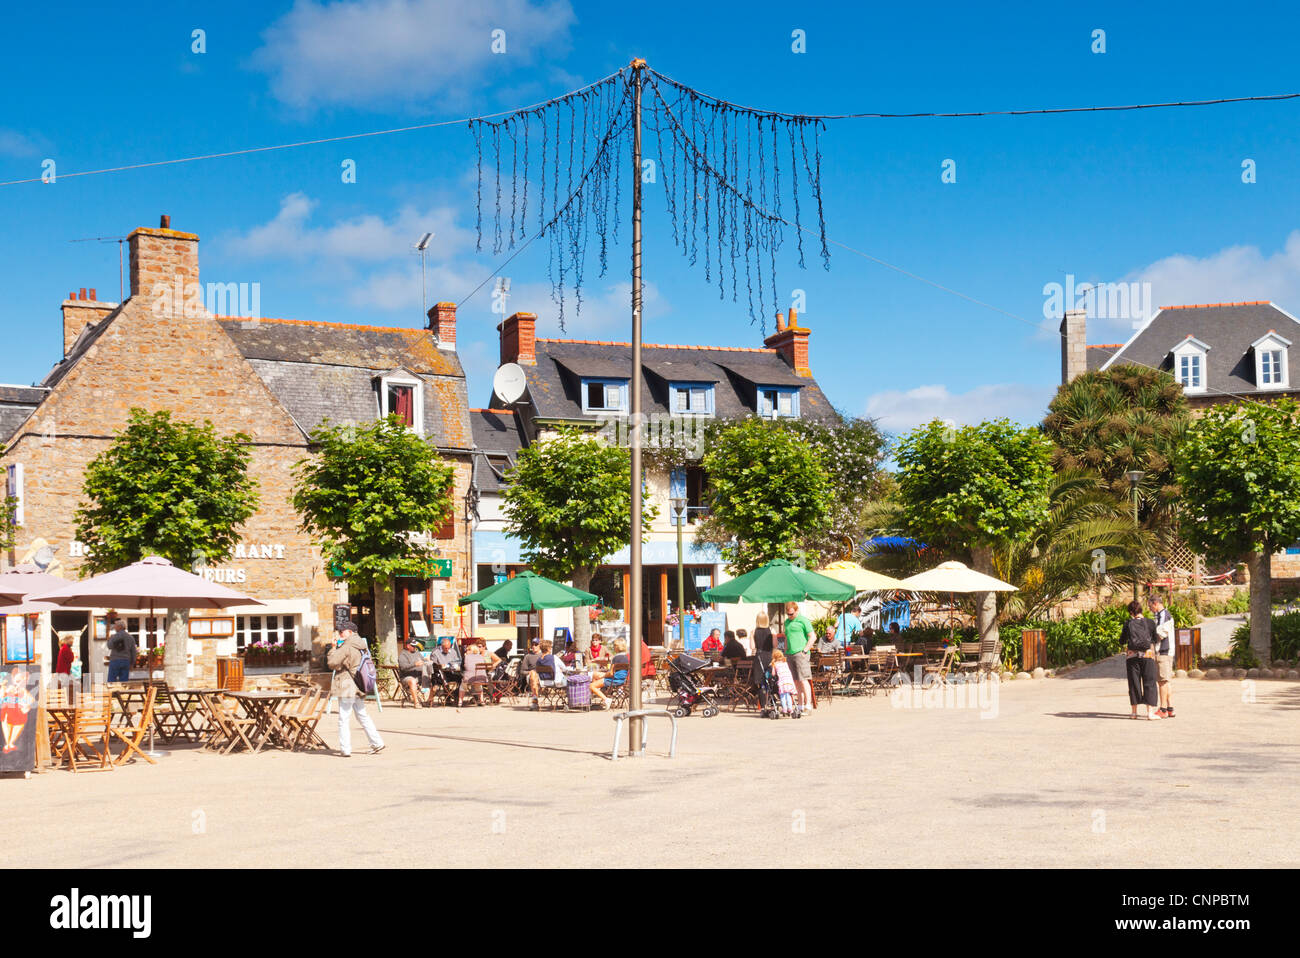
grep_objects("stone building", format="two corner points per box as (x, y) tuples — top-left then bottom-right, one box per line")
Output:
(470, 308), (840, 649)
(0, 216), (473, 684)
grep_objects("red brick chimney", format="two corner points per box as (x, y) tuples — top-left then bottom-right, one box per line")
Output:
(128, 214), (199, 306)
(61, 287), (118, 357)
(427, 302), (457, 350)
(499, 312), (537, 366)
(763, 308), (811, 377)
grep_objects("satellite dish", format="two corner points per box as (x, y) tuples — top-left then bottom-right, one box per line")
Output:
(492, 363), (527, 405)
(34, 545), (55, 570)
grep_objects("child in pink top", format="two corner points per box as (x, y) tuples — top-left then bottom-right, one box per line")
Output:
(771, 650), (796, 715)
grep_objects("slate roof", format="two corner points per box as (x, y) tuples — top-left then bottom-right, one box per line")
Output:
(1098, 302), (1300, 397)
(0, 385), (47, 444)
(218, 318), (472, 449)
(1086, 344), (1121, 371)
(514, 339), (839, 423)
(469, 408), (525, 494)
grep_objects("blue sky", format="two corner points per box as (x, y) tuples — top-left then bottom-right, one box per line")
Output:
(2, 0), (1299, 438)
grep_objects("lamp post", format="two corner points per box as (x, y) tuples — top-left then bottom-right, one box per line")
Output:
(670, 496), (686, 646)
(1127, 469), (1145, 602)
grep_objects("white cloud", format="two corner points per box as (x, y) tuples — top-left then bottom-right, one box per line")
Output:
(224, 193), (475, 264)
(0, 129), (44, 158)
(864, 383), (1054, 435)
(252, 0), (576, 110)
(1097, 231), (1300, 337)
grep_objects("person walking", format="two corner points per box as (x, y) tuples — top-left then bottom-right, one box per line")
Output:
(105, 619), (135, 684)
(1149, 596), (1176, 718)
(55, 635), (75, 690)
(326, 620), (386, 756)
(1121, 601), (1161, 720)
(783, 602), (815, 712)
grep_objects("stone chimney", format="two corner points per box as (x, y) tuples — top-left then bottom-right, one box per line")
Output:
(499, 311), (537, 366)
(427, 302), (457, 350)
(128, 214), (200, 308)
(61, 287), (118, 356)
(763, 307), (811, 377)
(1060, 308), (1087, 383)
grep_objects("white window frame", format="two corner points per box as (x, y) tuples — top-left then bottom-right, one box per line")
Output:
(380, 374), (424, 432)
(582, 378), (628, 413)
(1170, 339), (1210, 395)
(235, 614), (301, 652)
(757, 386), (800, 418)
(1251, 332), (1291, 391)
(670, 382), (714, 415)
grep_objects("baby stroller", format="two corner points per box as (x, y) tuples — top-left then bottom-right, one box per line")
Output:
(667, 653), (721, 718)
(753, 656), (801, 720)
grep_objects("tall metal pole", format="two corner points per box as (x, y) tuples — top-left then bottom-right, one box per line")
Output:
(676, 510), (685, 641)
(628, 59), (646, 752)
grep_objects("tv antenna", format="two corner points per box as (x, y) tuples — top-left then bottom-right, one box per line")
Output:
(493, 277), (511, 316)
(413, 232), (434, 316)
(69, 235), (126, 301)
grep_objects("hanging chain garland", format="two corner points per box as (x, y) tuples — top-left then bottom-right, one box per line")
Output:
(469, 65), (832, 332)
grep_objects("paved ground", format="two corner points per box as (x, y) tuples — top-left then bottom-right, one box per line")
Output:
(13, 662), (1299, 868)
(1198, 613), (1245, 657)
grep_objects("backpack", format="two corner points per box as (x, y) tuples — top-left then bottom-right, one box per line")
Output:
(353, 647), (378, 695)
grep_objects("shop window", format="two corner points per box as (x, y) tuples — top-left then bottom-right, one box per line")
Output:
(236, 614), (299, 652)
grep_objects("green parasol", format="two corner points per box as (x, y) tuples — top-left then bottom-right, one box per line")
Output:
(701, 559), (855, 604)
(458, 570), (598, 611)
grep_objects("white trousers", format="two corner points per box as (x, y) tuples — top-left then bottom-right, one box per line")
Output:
(337, 697), (383, 755)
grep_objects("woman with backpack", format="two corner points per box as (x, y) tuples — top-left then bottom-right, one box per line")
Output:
(1121, 600), (1162, 721)
(326, 621), (386, 756)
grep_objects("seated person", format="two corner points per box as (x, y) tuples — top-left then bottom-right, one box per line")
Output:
(494, 639), (513, 664)
(590, 639), (630, 709)
(526, 640), (566, 709)
(700, 628), (724, 657)
(721, 630), (747, 665)
(735, 628), (753, 655)
(561, 637), (580, 668)
(588, 633), (607, 663)
(426, 636), (463, 705)
(459, 640), (500, 706)
(815, 627), (839, 655)
(397, 637), (428, 707)
(641, 638), (656, 678)
(517, 641), (542, 683)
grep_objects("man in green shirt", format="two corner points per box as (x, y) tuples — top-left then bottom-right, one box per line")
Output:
(783, 602), (815, 711)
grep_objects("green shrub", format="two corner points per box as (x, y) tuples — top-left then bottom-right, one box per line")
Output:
(1002, 606), (1129, 669)
(1228, 611), (1300, 666)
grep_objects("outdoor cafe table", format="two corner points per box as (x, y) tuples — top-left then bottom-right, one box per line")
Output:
(166, 688), (218, 742)
(224, 690), (302, 752)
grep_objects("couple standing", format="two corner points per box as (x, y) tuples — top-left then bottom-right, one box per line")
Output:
(1122, 596), (1176, 720)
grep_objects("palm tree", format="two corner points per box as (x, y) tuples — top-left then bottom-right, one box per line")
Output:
(1042, 365), (1189, 539)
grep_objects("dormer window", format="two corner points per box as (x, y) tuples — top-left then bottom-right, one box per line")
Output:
(582, 378), (627, 413)
(670, 383), (714, 415)
(1170, 338), (1210, 395)
(1252, 332), (1291, 390)
(758, 386), (799, 418)
(380, 372), (423, 430)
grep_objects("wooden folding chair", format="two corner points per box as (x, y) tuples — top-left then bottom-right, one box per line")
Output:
(922, 646), (957, 684)
(110, 686), (158, 766)
(284, 690), (329, 751)
(202, 694), (256, 754)
(67, 691), (114, 772)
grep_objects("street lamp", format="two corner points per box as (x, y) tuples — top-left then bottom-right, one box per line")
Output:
(1127, 470), (1145, 601)
(670, 496), (686, 646)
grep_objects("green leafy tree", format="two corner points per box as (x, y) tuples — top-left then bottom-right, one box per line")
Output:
(292, 416), (456, 658)
(1042, 365), (1190, 537)
(1176, 399), (1300, 666)
(74, 409), (260, 686)
(697, 417), (832, 575)
(501, 430), (656, 652)
(894, 419), (1054, 643)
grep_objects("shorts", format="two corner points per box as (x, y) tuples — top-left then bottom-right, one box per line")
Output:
(788, 651), (811, 681)
(1157, 655), (1173, 681)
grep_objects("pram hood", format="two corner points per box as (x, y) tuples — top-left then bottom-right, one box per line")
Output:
(672, 653), (711, 673)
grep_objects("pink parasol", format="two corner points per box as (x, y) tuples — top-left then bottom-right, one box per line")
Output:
(0, 563), (75, 609)
(29, 555), (262, 611)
